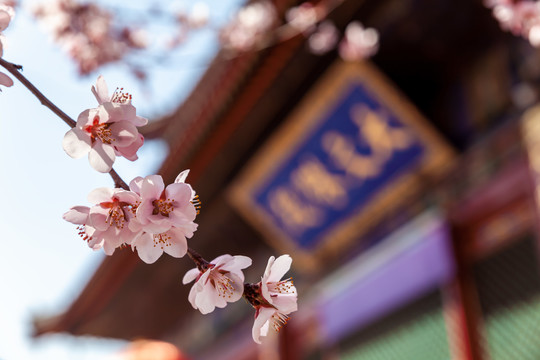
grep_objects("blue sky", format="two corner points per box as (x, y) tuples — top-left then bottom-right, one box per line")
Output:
(0, 1), (243, 358)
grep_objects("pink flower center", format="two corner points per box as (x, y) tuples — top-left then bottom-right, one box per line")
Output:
(84, 115), (114, 144)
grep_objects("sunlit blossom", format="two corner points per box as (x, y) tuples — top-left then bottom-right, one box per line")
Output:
(62, 76), (147, 172)
(127, 172), (199, 263)
(63, 187), (141, 255)
(183, 254), (252, 314)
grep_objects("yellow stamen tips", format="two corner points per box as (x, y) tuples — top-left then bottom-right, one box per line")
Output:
(106, 207), (126, 229)
(152, 233), (172, 249)
(212, 272), (235, 299)
(272, 312), (290, 332)
(94, 123), (114, 144)
(274, 277), (295, 294)
(111, 87), (132, 104)
(191, 195), (202, 215)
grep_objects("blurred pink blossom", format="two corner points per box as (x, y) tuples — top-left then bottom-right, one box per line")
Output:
(220, 0), (277, 51)
(286, 2), (319, 34)
(308, 20), (338, 55)
(338, 21), (379, 61)
(32, 0), (146, 74)
(487, 0), (540, 47)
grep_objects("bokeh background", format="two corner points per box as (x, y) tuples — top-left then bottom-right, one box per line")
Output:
(3, 0), (540, 359)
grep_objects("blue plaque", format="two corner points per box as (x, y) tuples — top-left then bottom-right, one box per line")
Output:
(229, 61), (453, 271)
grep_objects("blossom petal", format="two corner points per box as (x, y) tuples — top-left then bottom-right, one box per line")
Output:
(221, 255), (252, 273)
(88, 206), (110, 231)
(140, 175), (164, 199)
(133, 233), (163, 264)
(63, 206), (90, 224)
(266, 254), (292, 283)
(0, 71), (13, 87)
(252, 307), (275, 344)
(164, 228), (188, 258)
(133, 115), (148, 127)
(129, 176), (144, 195)
(87, 187), (115, 204)
(91, 75), (109, 104)
(63, 128), (91, 159)
(211, 254), (234, 267)
(165, 183), (192, 205)
(195, 282), (221, 314)
(115, 133), (143, 161)
(175, 169), (190, 184)
(109, 121), (138, 147)
(88, 142), (116, 173)
(183, 268), (200, 284)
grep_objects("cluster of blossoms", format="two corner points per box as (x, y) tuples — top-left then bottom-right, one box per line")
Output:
(184, 254), (297, 344)
(285, 2), (379, 61)
(486, 0), (540, 47)
(32, 0), (146, 75)
(1, 0), (300, 339)
(0, 2), (14, 88)
(219, 0), (379, 61)
(63, 76), (147, 172)
(64, 170), (199, 264)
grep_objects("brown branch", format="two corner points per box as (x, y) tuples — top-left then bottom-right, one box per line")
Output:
(0, 57), (131, 189)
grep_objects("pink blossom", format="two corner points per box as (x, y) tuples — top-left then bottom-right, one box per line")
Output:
(487, 0), (540, 47)
(339, 21), (379, 61)
(32, 0), (147, 74)
(62, 76), (147, 172)
(183, 255), (252, 314)
(86, 187), (141, 255)
(63, 187), (141, 255)
(308, 20), (338, 55)
(220, 1), (276, 51)
(134, 174), (197, 234)
(285, 3), (319, 34)
(63, 205), (103, 250)
(251, 255), (297, 344)
(127, 172), (198, 264)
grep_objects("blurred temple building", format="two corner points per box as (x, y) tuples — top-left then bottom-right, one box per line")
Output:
(32, 0), (540, 359)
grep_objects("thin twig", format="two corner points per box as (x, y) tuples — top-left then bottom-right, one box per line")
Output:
(0, 57), (130, 189)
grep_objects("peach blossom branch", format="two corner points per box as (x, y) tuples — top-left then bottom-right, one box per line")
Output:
(0, 57), (129, 190)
